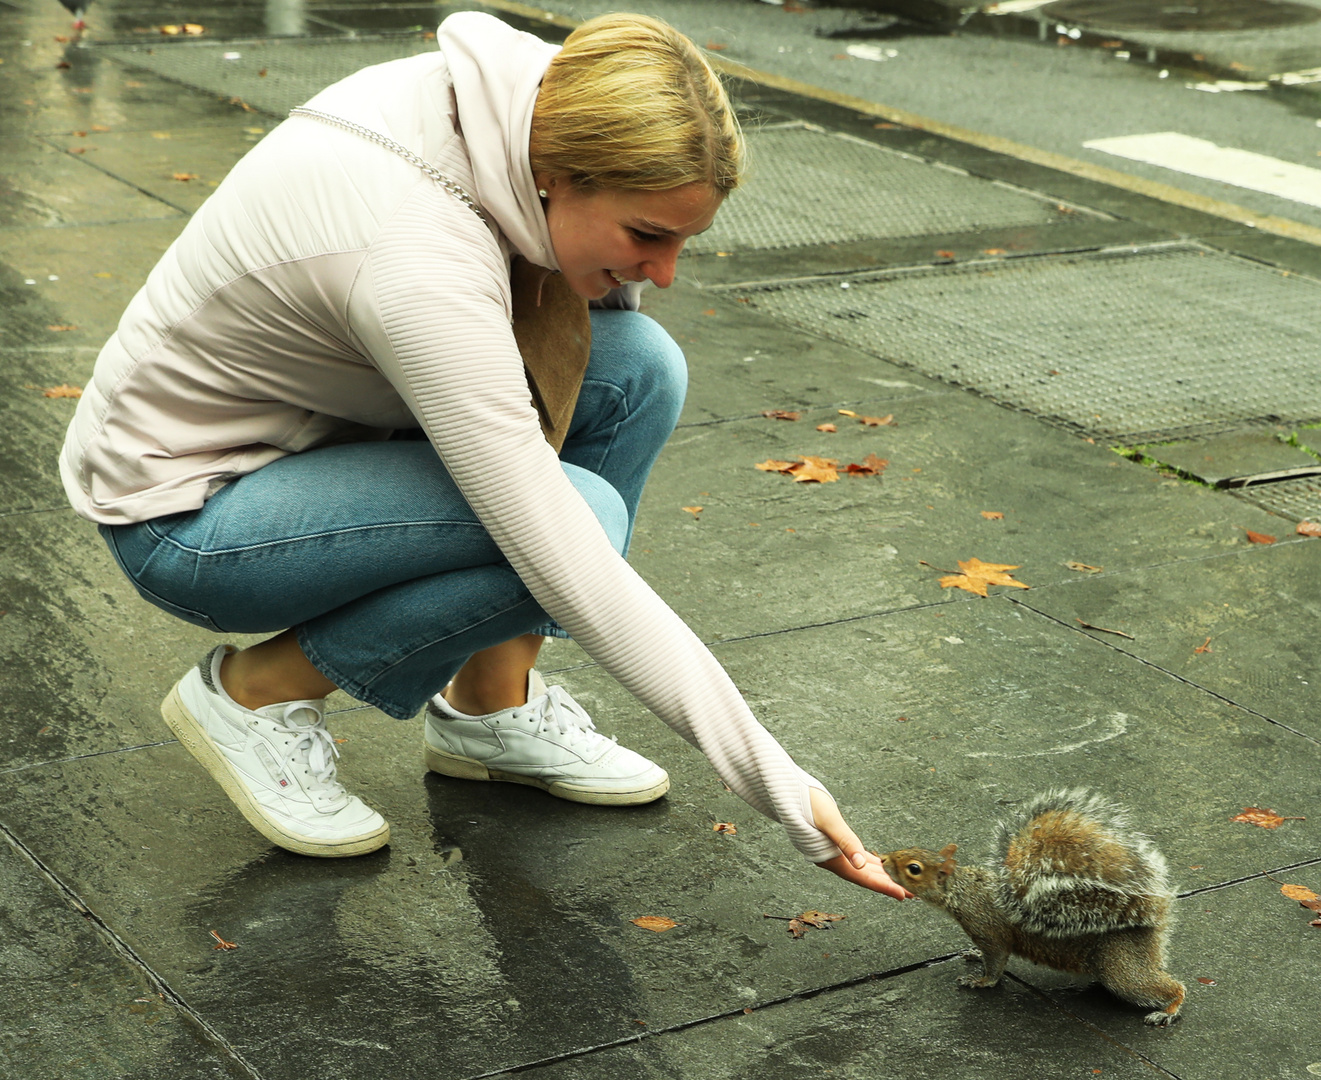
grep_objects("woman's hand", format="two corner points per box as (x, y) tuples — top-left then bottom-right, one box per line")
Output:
(809, 787), (913, 901)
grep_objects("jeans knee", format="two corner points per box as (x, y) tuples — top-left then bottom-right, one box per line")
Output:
(563, 465), (629, 554)
(592, 310), (688, 421)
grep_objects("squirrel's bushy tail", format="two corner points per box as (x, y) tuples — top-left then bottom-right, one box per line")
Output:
(993, 788), (1173, 938)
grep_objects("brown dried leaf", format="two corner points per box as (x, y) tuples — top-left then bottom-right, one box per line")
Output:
(1066, 561), (1103, 573)
(40, 384), (82, 399)
(1245, 529), (1276, 545)
(837, 409), (858, 418)
(938, 558), (1029, 597)
(631, 916), (677, 932)
(46, 325), (77, 332)
(816, 423), (837, 432)
(712, 822), (737, 834)
(1232, 807), (1305, 829)
(982, 247), (1007, 255)
(844, 453), (888, 477)
(936, 250), (956, 259)
(172, 172), (199, 182)
(1193, 637), (1212, 654)
(209, 930), (238, 950)
(761, 409), (801, 421)
(981, 511), (1004, 520)
(1297, 522), (1321, 537)
(787, 456), (839, 484)
(858, 413), (893, 427)
(755, 459), (795, 473)
(682, 506), (703, 518)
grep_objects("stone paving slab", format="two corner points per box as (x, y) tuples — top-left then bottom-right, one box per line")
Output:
(0, 136), (182, 228)
(1015, 537), (1321, 741)
(0, 511), (239, 769)
(510, 961), (1159, 1080)
(0, 837), (241, 1080)
(1, 594), (1314, 1075)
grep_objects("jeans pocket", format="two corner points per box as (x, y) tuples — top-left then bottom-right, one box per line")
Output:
(98, 523), (224, 633)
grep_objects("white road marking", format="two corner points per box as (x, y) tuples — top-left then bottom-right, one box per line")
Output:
(1084, 132), (1321, 208)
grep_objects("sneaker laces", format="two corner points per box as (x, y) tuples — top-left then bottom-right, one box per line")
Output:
(271, 702), (345, 797)
(513, 686), (616, 750)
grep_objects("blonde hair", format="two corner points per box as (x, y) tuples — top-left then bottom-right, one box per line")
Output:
(529, 14), (743, 194)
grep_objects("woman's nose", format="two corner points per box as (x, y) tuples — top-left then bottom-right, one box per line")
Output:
(641, 248), (680, 289)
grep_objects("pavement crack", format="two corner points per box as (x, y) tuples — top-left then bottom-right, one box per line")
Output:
(0, 820), (269, 1080)
(0, 739), (179, 776)
(1007, 595), (1321, 747)
(462, 955), (961, 1079)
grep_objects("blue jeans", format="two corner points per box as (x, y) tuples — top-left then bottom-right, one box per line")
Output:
(99, 310), (687, 719)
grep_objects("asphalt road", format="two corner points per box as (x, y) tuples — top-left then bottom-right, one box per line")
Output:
(501, 0), (1321, 232)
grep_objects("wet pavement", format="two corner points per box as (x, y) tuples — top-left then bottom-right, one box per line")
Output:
(2, 1), (1321, 1078)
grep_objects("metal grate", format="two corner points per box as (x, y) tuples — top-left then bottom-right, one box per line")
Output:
(688, 124), (1094, 256)
(1233, 475), (1321, 522)
(723, 242), (1321, 444)
(97, 37), (436, 117)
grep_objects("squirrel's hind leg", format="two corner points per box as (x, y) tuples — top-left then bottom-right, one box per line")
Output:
(1094, 929), (1185, 1026)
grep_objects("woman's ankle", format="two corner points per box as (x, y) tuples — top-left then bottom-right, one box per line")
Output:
(220, 633), (338, 711)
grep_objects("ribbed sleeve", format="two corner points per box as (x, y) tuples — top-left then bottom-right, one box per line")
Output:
(351, 182), (841, 862)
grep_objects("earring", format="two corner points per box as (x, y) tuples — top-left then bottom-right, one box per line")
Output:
(538, 188), (548, 198)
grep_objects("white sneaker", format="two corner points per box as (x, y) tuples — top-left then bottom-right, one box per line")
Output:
(160, 645), (389, 857)
(424, 670), (669, 806)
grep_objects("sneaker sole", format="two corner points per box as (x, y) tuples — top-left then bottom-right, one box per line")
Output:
(423, 742), (669, 806)
(161, 683), (390, 858)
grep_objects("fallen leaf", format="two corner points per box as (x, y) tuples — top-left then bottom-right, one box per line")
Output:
(937, 558), (1029, 597)
(1197, 977), (1217, 985)
(160, 22), (205, 35)
(40, 384), (83, 398)
(702, 308), (716, 316)
(209, 930), (238, 950)
(46, 325), (77, 332)
(1297, 522), (1321, 537)
(72, 130), (86, 137)
(980, 511), (1004, 520)
(55, 60), (71, 69)
(766, 910), (846, 938)
(982, 247), (1007, 255)
(682, 506), (703, 518)
(837, 409), (858, 418)
(1066, 561), (1103, 573)
(936, 250), (956, 259)
(1232, 807), (1305, 829)
(816, 423), (837, 432)
(172, 172), (199, 182)
(755, 457), (839, 483)
(844, 453), (887, 477)
(712, 822), (737, 834)
(1193, 636), (1212, 654)
(258, 67), (268, 77)
(68, 146), (86, 153)
(55, 34), (69, 42)
(91, 124), (110, 132)
(788, 456), (839, 483)
(1281, 883), (1320, 904)
(858, 414), (893, 427)
(631, 916), (677, 932)
(1245, 529), (1276, 545)
(761, 409), (801, 421)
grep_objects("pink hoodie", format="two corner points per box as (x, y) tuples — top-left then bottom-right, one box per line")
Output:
(60, 12), (839, 862)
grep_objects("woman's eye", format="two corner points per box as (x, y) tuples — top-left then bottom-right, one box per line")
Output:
(630, 228), (662, 243)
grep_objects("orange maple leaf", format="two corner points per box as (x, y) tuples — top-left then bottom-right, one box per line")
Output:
(712, 822), (737, 834)
(981, 511), (1004, 520)
(1232, 807), (1304, 829)
(844, 453), (887, 477)
(1245, 529), (1276, 545)
(761, 409), (801, 421)
(938, 558), (1029, 597)
(755, 459), (795, 472)
(816, 423), (837, 432)
(40, 384), (83, 398)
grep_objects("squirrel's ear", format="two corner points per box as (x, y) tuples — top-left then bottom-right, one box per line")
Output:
(937, 843), (958, 877)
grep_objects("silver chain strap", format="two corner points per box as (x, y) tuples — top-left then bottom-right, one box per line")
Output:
(289, 106), (488, 222)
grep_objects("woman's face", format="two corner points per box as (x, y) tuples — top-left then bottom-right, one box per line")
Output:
(536, 179), (723, 300)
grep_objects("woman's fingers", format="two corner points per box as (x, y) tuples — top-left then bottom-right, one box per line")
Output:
(808, 786), (913, 900)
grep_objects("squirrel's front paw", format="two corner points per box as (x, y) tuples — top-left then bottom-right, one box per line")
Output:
(960, 948), (983, 964)
(1143, 1010), (1181, 1027)
(956, 973), (1000, 989)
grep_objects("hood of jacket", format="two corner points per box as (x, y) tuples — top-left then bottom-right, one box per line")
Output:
(439, 12), (560, 270)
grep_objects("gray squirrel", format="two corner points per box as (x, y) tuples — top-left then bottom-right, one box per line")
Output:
(881, 789), (1184, 1025)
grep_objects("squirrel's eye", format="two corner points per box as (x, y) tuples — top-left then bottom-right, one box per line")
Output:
(906, 862), (922, 875)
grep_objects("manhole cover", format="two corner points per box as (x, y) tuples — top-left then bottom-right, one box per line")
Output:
(1043, 0), (1321, 32)
(722, 242), (1321, 444)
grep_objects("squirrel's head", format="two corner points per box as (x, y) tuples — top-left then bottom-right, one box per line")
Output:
(880, 844), (959, 896)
